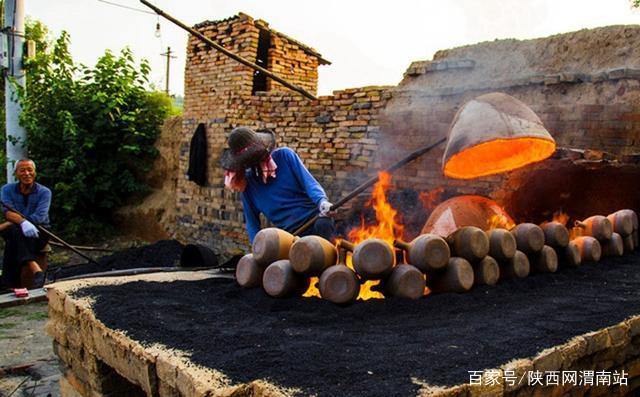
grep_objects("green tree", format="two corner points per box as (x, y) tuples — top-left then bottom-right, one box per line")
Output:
(17, 26), (175, 240)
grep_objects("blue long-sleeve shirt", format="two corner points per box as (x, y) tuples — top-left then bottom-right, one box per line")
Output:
(1, 182), (51, 227)
(241, 147), (328, 243)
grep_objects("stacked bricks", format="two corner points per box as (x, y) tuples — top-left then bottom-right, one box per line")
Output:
(46, 273), (283, 397)
(177, 18), (640, 261)
(417, 317), (640, 396)
(254, 19), (326, 94)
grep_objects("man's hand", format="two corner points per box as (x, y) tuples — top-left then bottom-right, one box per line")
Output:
(319, 199), (333, 217)
(20, 220), (39, 238)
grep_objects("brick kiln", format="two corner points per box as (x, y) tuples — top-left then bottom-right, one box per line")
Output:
(48, 11), (640, 397)
(174, 15), (640, 261)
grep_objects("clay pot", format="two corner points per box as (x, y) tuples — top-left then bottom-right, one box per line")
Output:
(487, 228), (516, 262)
(235, 253), (264, 288)
(340, 239), (395, 280)
(632, 210), (639, 230)
(393, 234), (450, 273)
(319, 265), (360, 305)
(510, 223), (545, 255)
(289, 235), (337, 276)
(385, 264), (426, 300)
(318, 249), (360, 305)
(601, 232), (624, 257)
(607, 210), (634, 237)
(558, 241), (582, 267)
(446, 226), (489, 263)
(572, 236), (602, 262)
(262, 260), (309, 298)
(473, 256), (500, 286)
(531, 245), (558, 273)
(252, 228), (296, 266)
(541, 222), (569, 248)
(623, 234), (635, 254)
(427, 257), (474, 293)
(500, 250), (530, 279)
(575, 216), (612, 241)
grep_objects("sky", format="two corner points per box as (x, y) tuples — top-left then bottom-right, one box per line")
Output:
(27, 0), (640, 97)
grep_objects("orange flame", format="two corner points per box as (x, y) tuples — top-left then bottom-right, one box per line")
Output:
(303, 277), (320, 298)
(553, 211), (570, 226)
(539, 211), (578, 239)
(303, 172), (405, 300)
(348, 171), (404, 246)
(487, 212), (516, 230)
(346, 171), (404, 300)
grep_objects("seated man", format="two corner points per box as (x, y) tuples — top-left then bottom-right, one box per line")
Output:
(221, 127), (335, 243)
(0, 159), (51, 289)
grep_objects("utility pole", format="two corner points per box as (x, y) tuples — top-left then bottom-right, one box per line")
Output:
(160, 46), (176, 95)
(4, 0), (26, 182)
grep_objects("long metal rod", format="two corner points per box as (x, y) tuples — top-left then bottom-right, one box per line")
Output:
(48, 240), (114, 252)
(0, 201), (100, 265)
(292, 137), (447, 235)
(57, 267), (234, 282)
(139, 0), (317, 100)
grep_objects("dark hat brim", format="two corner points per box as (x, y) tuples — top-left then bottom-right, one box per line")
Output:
(220, 144), (270, 172)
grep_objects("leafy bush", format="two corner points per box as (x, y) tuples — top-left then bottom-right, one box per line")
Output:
(17, 25), (175, 240)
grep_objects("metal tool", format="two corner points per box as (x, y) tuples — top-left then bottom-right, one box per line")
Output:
(0, 200), (101, 265)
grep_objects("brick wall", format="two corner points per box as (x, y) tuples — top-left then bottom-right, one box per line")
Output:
(177, 86), (391, 257)
(259, 21), (321, 94)
(177, 19), (640, 260)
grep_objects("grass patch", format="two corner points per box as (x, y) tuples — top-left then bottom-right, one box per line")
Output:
(0, 308), (21, 319)
(0, 322), (17, 329)
(26, 311), (48, 321)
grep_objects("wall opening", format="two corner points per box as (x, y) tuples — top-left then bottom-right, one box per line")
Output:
(95, 359), (147, 396)
(252, 29), (271, 94)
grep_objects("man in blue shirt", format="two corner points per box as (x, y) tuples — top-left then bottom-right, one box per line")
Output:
(0, 159), (51, 288)
(221, 127), (335, 244)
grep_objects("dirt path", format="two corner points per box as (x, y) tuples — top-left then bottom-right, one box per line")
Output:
(0, 302), (60, 397)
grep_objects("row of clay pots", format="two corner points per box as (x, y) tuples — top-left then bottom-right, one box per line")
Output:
(558, 210), (638, 265)
(236, 209), (638, 304)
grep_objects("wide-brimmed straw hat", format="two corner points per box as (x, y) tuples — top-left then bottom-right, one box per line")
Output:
(220, 127), (276, 171)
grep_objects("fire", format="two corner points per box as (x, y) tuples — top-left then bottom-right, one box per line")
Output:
(348, 171), (404, 245)
(553, 211), (569, 226)
(303, 277), (320, 298)
(540, 211), (581, 239)
(346, 171), (404, 300)
(302, 172), (408, 300)
(487, 211), (516, 230)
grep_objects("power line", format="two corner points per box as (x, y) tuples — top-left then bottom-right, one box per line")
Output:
(96, 0), (156, 15)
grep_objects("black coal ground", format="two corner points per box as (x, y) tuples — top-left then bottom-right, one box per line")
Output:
(55, 240), (184, 279)
(74, 252), (640, 397)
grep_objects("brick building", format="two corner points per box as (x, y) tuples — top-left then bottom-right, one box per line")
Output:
(176, 14), (640, 260)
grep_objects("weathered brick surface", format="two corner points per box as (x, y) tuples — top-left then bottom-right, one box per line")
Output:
(560, 337), (588, 369)
(533, 347), (563, 373)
